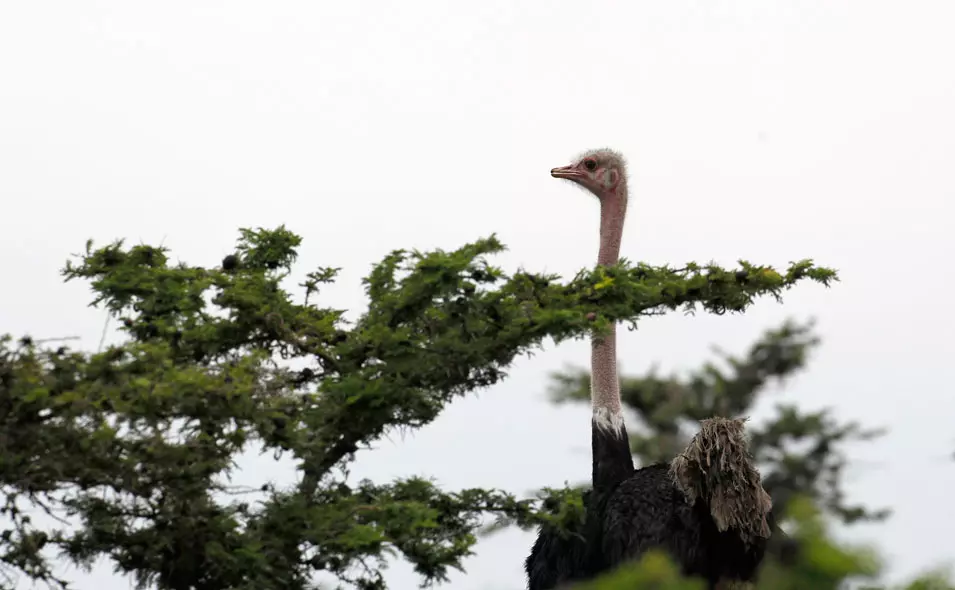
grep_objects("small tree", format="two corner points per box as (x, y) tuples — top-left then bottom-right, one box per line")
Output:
(547, 319), (888, 524)
(0, 227), (835, 589)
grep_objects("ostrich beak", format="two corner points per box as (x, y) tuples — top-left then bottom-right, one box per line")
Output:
(550, 165), (583, 179)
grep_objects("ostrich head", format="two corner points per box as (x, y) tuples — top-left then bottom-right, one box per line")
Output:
(550, 148), (628, 200)
(551, 148), (629, 268)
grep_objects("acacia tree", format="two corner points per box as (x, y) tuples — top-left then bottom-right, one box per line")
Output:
(0, 226), (836, 589)
(546, 319), (889, 524)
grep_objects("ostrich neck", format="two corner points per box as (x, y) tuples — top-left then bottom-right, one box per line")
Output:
(591, 189), (627, 428)
(597, 193), (626, 266)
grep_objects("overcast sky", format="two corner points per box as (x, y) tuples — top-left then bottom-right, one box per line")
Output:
(2, 1), (954, 588)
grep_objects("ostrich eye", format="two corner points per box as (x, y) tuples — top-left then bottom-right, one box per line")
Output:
(583, 159), (597, 171)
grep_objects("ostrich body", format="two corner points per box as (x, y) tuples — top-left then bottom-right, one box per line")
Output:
(601, 418), (777, 588)
(525, 150), (778, 590)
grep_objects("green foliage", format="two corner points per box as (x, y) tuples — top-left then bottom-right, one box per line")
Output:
(547, 319), (888, 524)
(575, 552), (705, 590)
(0, 227), (836, 589)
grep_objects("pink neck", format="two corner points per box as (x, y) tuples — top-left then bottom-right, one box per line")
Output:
(597, 192), (627, 266)
(592, 189), (627, 420)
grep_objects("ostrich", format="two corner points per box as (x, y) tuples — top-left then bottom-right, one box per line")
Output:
(525, 148), (636, 589)
(525, 150), (780, 590)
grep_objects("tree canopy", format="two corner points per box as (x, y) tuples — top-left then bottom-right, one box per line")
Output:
(5, 225), (939, 590)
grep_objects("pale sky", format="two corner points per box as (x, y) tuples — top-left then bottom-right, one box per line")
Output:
(1, 1), (954, 588)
